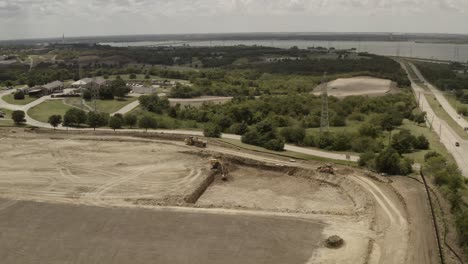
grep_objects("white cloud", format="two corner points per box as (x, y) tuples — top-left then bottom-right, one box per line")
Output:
(0, 0), (466, 39)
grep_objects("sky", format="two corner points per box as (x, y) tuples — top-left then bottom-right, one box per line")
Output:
(0, 0), (467, 40)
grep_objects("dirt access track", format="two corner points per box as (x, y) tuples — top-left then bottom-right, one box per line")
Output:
(313, 76), (395, 98)
(0, 128), (438, 264)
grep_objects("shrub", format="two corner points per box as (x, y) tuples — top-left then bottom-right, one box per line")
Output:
(358, 123), (380, 138)
(203, 124), (222, 138)
(303, 134), (316, 147)
(414, 135), (429, 150)
(264, 138), (285, 151)
(229, 122), (248, 135)
(280, 126), (305, 144)
(358, 152), (376, 168)
(424, 151), (441, 162)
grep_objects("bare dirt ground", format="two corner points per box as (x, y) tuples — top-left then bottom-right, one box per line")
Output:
(0, 199), (323, 264)
(0, 128), (438, 264)
(313, 76), (395, 98)
(0, 130), (210, 206)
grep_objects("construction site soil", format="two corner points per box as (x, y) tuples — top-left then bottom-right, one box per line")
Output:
(313, 76), (397, 98)
(0, 128), (439, 264)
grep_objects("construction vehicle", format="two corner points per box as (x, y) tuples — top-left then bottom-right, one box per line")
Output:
(184, 136), (207, 148)
(317, 164), (335, 174)
(210, 158), (227, 181)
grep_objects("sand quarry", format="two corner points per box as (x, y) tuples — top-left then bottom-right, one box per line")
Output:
(313, 76), (395, 98)
(0, 128), (438, 264)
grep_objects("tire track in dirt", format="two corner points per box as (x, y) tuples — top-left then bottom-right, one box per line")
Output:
(353, 176), (408, 264)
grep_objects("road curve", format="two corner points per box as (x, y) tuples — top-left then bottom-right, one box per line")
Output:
(0, 90), (358, 162)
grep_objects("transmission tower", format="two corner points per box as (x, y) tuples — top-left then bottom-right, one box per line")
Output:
(319, 72), (329, 136)
(78, 63), (84, 111)
(454, 45), (460, 61)
(92, 84), (99, 112)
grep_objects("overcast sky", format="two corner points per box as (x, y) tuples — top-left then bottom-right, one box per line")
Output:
(0, 0), (467, 40)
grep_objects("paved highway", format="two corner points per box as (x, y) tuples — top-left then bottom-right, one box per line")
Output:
(401, 63), (468, 177)
(410, 63), (468, 130)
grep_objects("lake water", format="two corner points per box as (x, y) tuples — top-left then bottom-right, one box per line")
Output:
(100, 40), (468, 63)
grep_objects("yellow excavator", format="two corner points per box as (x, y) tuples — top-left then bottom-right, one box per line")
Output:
(210, 158), (227, 181)
(184, 136), (207, 148)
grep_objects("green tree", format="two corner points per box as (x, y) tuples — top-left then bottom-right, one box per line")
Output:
(138, 115), (157, 132)
(110, 79), (130, 99)
(48, 115), (62, 129)
(109, 116), (123, 131)
(139, 94), (170, 114)
(87, 112), (109, 131)
(14, 90), (25, 100)
(124, 114), (137, 128)
(12, 110), (25, 125)
(375, 147), (412, 175)
(424, 151), (441, 162)
(129, 73), (137, 79)
(391, 130), (416, 154)
(63, 108), (87, 127)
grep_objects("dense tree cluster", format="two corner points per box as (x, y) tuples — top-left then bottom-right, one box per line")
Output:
(415, 61), (468, 100)
(422, 152), (467, 252)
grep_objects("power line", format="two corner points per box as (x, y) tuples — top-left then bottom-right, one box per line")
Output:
(320, 72), (329, 136)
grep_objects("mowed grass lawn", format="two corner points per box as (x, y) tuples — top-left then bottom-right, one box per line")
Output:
(28, 100), (73, 123)
(2, 93), (38, 105)
(0, 108), (13, 127)
(85, 97), (138, 113)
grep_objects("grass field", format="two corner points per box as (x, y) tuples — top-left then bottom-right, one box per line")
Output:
(442, 92), (468, 122)
(1, 94), (38, 105)
(0, 108), (13, 127)
(84, 98), (138, 114)
(425, 93), (468, 140)
(28, 100), (73, 123)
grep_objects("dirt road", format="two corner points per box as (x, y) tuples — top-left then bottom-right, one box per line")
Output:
(0, 130), (439, 263)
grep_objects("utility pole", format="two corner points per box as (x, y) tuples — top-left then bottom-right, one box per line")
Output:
(319, 72), (329, 137)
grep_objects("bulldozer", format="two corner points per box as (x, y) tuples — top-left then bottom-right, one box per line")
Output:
(210, 158), (228, 181)
(317, 164), (335, 175)
(185, 136), (207, 148)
